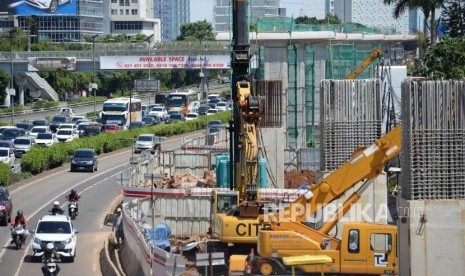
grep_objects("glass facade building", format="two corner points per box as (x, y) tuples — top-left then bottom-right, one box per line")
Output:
(17, 0), (104, 43)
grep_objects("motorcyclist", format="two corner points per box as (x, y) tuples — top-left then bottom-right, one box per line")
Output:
(50, 201), (64, 215)
(66, 188), (80, 215)
(12, 210), (28, 228)
(67, 188), (80, 202)
(41, 243), (60, 275)
(11, 210), (28, 243)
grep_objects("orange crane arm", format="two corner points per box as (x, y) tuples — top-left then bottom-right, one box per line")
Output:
(270, 124), (401, 224)
(346, 48), (383, 80)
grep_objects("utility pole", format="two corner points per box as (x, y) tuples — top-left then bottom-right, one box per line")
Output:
(91, 34), (98, 119)
(9, 30), (15, 124)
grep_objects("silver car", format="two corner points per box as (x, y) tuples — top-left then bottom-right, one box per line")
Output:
(25, 0), (72, 14)
(134, 134), (160, 154)
(13, 136), (34, 158)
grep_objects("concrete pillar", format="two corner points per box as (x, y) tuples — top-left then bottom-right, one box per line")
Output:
(18, 77), (27, 106)
(4, 87), (11, 106)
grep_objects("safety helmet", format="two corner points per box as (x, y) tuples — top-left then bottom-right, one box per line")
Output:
(54, 201), (59, 207)
(46, 242), (54, 251)
(17, 210), (23, 216)
(71, 188), (76, 194)
(116, 208), (121, 213)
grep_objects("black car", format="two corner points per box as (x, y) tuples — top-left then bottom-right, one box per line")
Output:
(167, 113), (185, 124)
(70, 148), (98, 172)
(0, 187), (12, 226)
(1, 128), (25, 142)
(50, 116), (70, 133)
(198, 105), (209, 116)
(129, 121), (146, 129)
(207, 120), (223, 134)
(32, 119), (49, 127)
(15, 122), (33, 136)
(142, 116), (160, 126)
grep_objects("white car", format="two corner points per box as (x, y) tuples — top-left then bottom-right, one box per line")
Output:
(25, 0), (72, 14)
(35, 132), (57, 147)
(0, 147), (15, 167)
(56, 129), (77, 142)
(185, 112), (199, 121)
(29, 126), (50, 139)
(206, 109), (219, 116)
(215, 101), (228, 111)
(58, 123), (77, 132)
(149, 106), (169, 121)
(71, 116), (86, 125)
(31, 215), (78, 262)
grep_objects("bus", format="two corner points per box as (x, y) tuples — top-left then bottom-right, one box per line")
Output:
(167, 90), (199, 115)
(100, 97), (142, 129)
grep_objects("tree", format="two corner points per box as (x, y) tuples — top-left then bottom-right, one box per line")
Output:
(0, 70), (10, 104)
(442, 0), (465, 37)
(295, 14), (342, 25)
(177, 20), (214, 41)
(383, 0), (445, 45)
(411, 36), (465, 79)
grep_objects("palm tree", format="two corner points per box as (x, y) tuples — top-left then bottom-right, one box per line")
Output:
(383, 0), (445, 45)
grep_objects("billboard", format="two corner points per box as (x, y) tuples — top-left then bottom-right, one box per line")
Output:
(0, 0), (77, 15)
(28, 57), (76, 72)
(100, 55), (231, 70)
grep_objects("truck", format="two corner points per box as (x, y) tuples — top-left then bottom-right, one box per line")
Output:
(229, 124), (402, 275)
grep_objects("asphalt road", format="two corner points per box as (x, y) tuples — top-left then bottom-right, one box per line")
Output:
(0, 130), (204, 276)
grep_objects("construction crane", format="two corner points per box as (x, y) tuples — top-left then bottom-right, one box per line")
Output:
(229, 124), (402, 276)
(208, 0), (266, 246)
(346, 48), (383, 80)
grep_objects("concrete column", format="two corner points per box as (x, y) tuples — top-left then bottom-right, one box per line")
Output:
(4, 87), (11, 106)
(17, 77), (27, 106)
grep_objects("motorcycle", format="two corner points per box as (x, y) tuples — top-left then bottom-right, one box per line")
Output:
(41, 242), (60, 276)
(11, 225), (26, 250)
(68, 201), (78, 220)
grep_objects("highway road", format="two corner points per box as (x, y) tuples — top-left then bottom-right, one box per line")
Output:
(0, 131), (204, 276)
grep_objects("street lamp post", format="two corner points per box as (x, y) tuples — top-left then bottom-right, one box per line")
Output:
(91, 34), (98, 119)
(9, 30), (14, 124)
(146, 34), (154, 105)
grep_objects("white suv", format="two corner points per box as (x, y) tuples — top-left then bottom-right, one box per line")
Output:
(31, 215), (78, 262)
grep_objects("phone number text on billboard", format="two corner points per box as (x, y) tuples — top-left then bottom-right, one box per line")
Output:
(100, 56), (231, 70)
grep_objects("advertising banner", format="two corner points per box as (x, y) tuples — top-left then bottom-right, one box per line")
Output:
(0, 0), (77, 15)
(100, 55), (230, 70)
(28, 57), (76, 72)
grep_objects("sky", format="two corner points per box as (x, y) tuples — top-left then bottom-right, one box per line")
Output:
(190, 0), (304, 23)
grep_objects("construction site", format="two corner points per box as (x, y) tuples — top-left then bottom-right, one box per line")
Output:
(110, 2), (465, 276)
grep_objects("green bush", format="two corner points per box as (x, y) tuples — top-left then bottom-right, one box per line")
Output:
(0, 105), (24, 115)
(31, 101), (58, 110)
(0, 163), (11, 186)
(20, 111), (231, 175)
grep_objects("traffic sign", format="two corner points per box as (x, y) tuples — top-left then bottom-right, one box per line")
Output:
(134, 79), (160, 92)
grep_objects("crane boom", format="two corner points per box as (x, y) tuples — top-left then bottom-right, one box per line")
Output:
(268, 123), (401, 224)
(346, 48), (383, 80)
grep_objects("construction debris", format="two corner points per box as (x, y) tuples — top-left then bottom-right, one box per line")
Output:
(284, 169), (317, 189)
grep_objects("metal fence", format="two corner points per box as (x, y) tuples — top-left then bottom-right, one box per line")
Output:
(401, 79), (465, 200)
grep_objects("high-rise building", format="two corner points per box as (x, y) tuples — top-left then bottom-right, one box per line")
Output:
(334, 0), (410, 34)
(300, 0), (334, 19)
(109, 0), (161, 41)
(154, 0), (189, 41)
(214, 0), (281, 33)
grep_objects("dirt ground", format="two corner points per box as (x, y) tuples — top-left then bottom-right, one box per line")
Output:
(284, 169), (317, 189)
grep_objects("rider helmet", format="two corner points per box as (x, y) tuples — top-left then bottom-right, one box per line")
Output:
(71, 188), (76, 194)
(17, 210), (23, 217)
(53, 201), (59, 207)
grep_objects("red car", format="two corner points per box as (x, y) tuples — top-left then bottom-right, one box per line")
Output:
(0, 187), (12, 226)
(104, 124), (120, 134)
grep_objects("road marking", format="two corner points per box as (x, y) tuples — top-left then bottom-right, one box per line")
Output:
(8, 169), (128, 276)
(5, 130), (203, 274)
